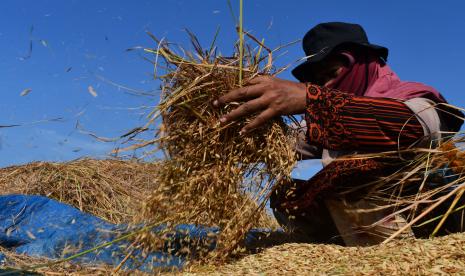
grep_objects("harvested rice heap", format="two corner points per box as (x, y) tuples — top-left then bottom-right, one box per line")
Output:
(0, 159), (158, 223)
(191, 232), (465, 275)
(0, 246), (112, 276)
(132, 34), (296, 259)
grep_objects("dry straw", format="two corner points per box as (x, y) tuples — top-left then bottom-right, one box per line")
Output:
(0, 158), (159, 223)
(330, 108), (465, 242)
(115, 30), (298, 262)
(0, 247), (114, 275)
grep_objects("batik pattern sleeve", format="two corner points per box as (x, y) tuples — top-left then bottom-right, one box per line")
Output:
(305, 83), (425, 151)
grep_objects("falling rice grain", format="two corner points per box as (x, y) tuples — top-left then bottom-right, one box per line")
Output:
(87, 85), (98, 97)
(20, 88), (32, 96)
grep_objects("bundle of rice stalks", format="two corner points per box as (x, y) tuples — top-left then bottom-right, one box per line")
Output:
(123, 32), (296, 261)
(338, 125), (465, 242)
(0, 158), (158, 223)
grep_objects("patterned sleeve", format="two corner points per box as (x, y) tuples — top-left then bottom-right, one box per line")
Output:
(305, 83), (425, 151)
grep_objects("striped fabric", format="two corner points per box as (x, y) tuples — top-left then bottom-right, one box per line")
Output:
(271, 157), (392, 216)
(272, 84), (440, 236)
(305, 83), (424, 151)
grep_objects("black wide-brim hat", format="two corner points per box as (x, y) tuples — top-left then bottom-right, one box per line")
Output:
(292, 22), (388, 82)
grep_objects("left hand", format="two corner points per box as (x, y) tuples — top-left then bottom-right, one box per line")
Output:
(213, 76), (307, 134)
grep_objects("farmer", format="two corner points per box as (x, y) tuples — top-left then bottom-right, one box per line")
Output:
(213, 22), (463, 245)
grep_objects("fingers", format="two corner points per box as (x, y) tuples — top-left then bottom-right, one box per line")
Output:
(247, 75), (269, 84)
(213, 76), (271, 106)
(213, 76), (278, 134)
(214, 83), (265, 107)
(220, 97), (268, 123)
(240, 108), (276, 134)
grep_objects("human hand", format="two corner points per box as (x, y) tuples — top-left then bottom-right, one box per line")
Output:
(213, 76), (307, 134)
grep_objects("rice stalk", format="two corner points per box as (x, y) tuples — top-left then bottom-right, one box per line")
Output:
(335, 124), (465, 242)
(431, 187), (465, 237)
(122, 31), (297, 263)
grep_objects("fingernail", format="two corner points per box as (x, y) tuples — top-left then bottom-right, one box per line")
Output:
(213, 100), (219, 107)
(219, 117), (227, 123)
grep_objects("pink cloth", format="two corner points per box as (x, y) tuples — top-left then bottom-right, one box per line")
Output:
(326, 52), (446, 103)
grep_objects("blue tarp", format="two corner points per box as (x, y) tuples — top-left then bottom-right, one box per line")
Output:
(0, 195), (262, 273)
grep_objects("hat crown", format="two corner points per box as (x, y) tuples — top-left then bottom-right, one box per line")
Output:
(302, 22), (369, 57)
(291, 22), (388, 82)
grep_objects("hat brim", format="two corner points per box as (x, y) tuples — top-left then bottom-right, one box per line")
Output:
(291, 43), (388, 82)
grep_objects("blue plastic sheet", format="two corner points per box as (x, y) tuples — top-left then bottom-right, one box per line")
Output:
(0, 195), (224, 272)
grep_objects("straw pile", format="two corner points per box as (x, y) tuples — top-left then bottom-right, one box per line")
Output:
(336, 131), (465, 241)
(189, 232), (465, 275)
(0, 158), (159, 223)
(125, 33), (296, 260)
(0, 247), (114, 276)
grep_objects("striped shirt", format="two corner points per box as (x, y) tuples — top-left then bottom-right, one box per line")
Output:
(305, 83), (424, 151)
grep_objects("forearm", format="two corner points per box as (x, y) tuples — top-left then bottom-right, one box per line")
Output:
(304, 84), (424, 151)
